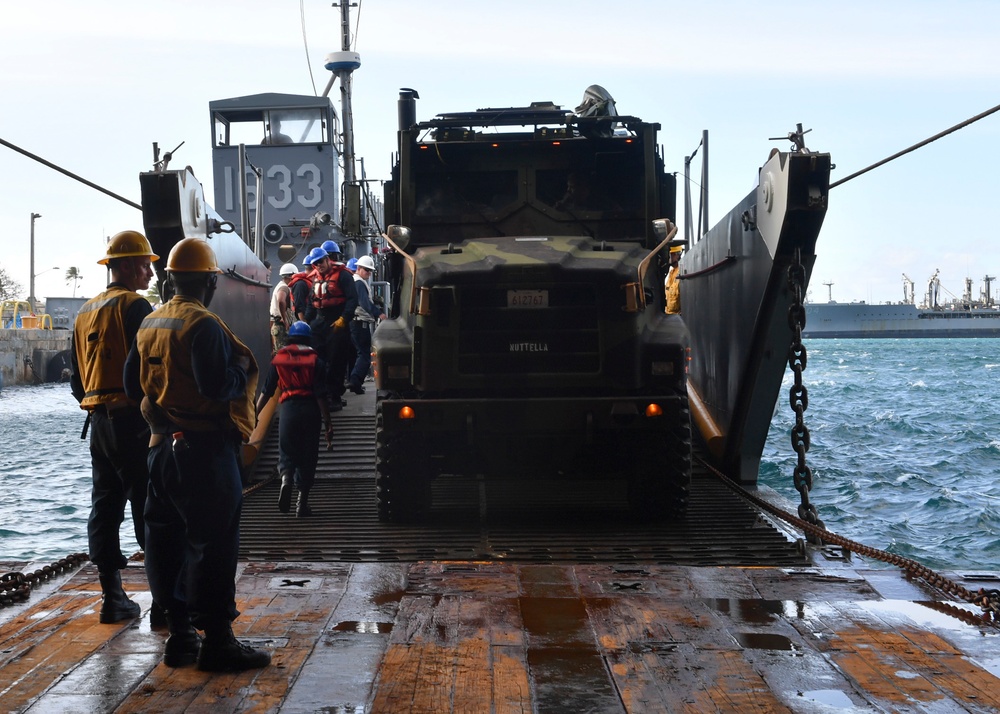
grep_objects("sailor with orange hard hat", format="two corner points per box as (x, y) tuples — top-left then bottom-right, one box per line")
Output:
(124, 237), (270, 673)
(71, 230), (159, 627)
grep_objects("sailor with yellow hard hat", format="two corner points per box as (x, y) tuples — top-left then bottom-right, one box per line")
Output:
(664, 239), (687, 315)
(70, 230), (159, 625)
(123, 237), (270, 672)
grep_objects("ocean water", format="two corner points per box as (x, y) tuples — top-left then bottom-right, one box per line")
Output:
(1, 339), (998, 571)
(761, 338), (1000, 571)
(0, 382), (139, 563)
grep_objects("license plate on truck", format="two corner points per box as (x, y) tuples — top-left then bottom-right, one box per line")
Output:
(507, 290), (548, 308)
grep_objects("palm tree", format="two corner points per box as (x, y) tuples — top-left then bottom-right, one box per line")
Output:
(145, 280), (161, 305)
(65, 267), (82, 297)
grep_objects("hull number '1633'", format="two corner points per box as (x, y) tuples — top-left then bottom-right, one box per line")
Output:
(222, 164), (325, 213)
(507, 290), (548, 308)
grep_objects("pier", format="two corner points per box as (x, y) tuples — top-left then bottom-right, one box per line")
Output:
(0, 327), (71, 387)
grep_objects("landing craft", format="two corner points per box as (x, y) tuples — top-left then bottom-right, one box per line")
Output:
(138, 163), (273, 373)
(136, 31), (382, 380)
(206, 91), (382, 277)
(7, 67), (1000, 714)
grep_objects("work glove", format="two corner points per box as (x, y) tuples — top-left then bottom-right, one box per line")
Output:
(333, 316), (347, 331)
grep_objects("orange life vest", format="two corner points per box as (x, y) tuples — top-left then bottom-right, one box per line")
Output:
(135, 295), (258, 439)
(287, 271), (313, 293)
(272, 344), (319, 402)
(311, 264), (348, 310)
(74, 286), (149, 411)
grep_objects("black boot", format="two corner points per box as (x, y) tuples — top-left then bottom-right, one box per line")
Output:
(197, 622), (271, 672)
(278, 471), (293, 513)
(163, 611), (202, 667)
(149, 600), (168, 629)
(98, 570), (141, 624)
(296, 490), (313, 518)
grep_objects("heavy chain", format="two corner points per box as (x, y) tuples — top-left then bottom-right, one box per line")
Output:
(242, 471), (278, 498)
(786, 248), (824, 541)
(697, 455), (1000, 623)
(0, 553), (89, 607)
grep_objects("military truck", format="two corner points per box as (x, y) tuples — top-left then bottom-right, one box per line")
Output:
(372, 87), (690, 522)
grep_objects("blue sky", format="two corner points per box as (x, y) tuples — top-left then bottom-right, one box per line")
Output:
(3, 0), (999, 306)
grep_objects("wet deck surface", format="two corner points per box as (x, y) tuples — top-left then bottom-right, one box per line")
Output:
(3, 559), (1000, 712)
(3, 389), (1000, 711)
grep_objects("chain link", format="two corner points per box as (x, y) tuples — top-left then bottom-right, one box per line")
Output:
(786, 249), (824, 540)
(0, 553), (89, 607)
(697, 455), (1000, 624)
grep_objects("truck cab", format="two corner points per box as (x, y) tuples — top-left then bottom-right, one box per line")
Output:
(372, 87), (691, 522)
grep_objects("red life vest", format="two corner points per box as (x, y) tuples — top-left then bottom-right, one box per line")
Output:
(287, 271), (314, 317)
(311, 264), (348, 310)
(287, 271), (313, 293)
(272, 344), (319, 402)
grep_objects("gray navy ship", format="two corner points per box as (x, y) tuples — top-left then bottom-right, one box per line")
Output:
(804, 270), (1000, 338)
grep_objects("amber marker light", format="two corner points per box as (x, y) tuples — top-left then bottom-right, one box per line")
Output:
(492, 143), (499, 148)
(399, 405), (416, 420)
(419, 145), (429, 150)
(552, 141), (561, 146)
(644, 403), (664, 417)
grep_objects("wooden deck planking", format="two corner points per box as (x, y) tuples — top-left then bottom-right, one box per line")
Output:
(826, 618), (1000, 711)
(0, 585), (144, 711)
(2, 560), (1000, 712)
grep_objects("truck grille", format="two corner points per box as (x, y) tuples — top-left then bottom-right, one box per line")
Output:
(457, 284), (600, 375)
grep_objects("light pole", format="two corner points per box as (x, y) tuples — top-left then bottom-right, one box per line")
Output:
(29, 212), (41, 312)
(29, 266), (59, 316)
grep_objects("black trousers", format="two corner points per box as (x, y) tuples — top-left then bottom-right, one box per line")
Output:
(144, 431), (242, 628)
(87, 407), (149, 573)
(277, 397), (322, 493)
(310, 313), (351, 400)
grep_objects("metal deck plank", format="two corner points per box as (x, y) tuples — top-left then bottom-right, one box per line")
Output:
(242, 402), (808, 566)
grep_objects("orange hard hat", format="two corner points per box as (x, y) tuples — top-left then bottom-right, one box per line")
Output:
(98, 230), (159, 265)
(165, 238), (222, 273)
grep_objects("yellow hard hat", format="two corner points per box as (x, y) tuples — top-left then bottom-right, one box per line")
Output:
(165, 238), (223, 273)
(98, 230), (160, 265)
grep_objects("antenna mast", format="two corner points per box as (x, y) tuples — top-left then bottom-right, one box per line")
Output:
(325, 3), (361, 187)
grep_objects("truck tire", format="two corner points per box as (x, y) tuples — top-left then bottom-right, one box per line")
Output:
(628, 402), (692, 520)
(375, 401), (432, 522)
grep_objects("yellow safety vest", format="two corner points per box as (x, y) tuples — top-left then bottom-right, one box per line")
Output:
(74, 286), (148, 411)
(665, 266), (681, 315)
(136, 295), (258, 440)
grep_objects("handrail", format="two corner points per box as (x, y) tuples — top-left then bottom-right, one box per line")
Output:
(636, 219), (678, 308)
(1, 300), (33, 329)
(382, 230), (421, 315)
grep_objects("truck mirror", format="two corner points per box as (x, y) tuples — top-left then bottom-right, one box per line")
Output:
(386, 224), (412, 252)
(652, 218), (670, 240)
